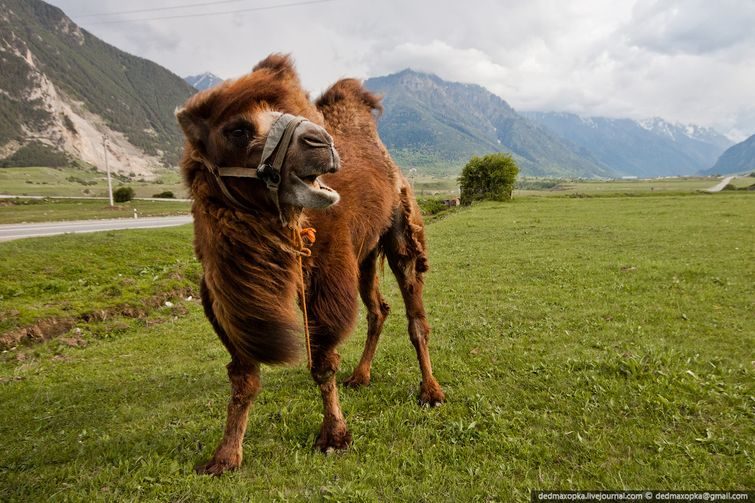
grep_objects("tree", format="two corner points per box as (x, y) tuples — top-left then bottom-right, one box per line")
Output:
(113, 186), (135, 202)
(458, 153), (520, 205)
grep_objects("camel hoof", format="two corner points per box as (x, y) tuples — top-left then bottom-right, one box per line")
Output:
(195, 459), (239, 476)
(195, 452), (241, 476)
(418, 380), (446, 407)
(314, 422), (352, 453)
(343, 372), (370, 388)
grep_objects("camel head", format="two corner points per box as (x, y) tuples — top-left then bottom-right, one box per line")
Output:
(176, 54), (340, 216)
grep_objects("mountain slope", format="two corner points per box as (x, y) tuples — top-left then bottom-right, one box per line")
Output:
(0, 0), (195, 173)
(185, 72), (223, 91)
(703, 134), (755, 175)
(524, 112), (732, 177)
(365, 70), (614, 177)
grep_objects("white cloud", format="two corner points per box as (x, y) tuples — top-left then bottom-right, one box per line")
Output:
(50, 0), (755, 140)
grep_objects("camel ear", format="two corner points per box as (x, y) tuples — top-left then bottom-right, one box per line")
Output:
(253, 53), (298, 80)
(175, 107), (208, 147)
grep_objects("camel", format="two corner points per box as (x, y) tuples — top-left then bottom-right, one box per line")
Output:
(176, 54), (445, 475)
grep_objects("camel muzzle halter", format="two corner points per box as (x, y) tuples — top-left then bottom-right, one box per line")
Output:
(199, 113), (332, 226)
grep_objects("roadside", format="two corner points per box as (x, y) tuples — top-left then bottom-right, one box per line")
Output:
(0, 197), (191, 225)
(0, 215), (192, 241)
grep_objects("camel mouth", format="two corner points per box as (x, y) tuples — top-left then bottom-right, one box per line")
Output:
(286, 173), (340, 208)
(300, 174), (334, 193)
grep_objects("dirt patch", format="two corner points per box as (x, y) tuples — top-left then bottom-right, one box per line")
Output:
(1, 317), (75, 349)
(0, 286), (197, 350)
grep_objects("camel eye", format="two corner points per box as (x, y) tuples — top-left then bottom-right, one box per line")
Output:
(225, 123), (253, 146)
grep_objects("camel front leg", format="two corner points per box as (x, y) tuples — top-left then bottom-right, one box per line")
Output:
(196, 359), (260, 475)
(311, 349), (352, 452)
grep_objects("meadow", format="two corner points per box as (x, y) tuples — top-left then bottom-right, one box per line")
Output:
(0, 193), (752, 501)
(0, 166), (187, 199)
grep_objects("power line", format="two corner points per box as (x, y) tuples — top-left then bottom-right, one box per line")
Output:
(74, 0), (254, 19)
(83, 0), (338, 25)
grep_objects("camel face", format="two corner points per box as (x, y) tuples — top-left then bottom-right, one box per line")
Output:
(177, 101), (341, 210)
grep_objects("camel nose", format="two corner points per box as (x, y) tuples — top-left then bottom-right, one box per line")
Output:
(299, 122), (333, 147)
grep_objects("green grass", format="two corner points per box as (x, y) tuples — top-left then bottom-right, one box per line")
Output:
(410, 175), (755, 199)
(515, 176), (755, 197)
(0, 166), (187, 199)
(0, 194), (753, 501)
(0, 198), (191, 224)
(0, 226), (198, 335)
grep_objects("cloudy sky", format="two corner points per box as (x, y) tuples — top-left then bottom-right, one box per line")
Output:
(50, 0), (755, 140)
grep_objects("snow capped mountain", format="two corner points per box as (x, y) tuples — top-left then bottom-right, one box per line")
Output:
(184, 72), (223, 91)
(525, 112), (734, 177)
(638, 117), (732, 148)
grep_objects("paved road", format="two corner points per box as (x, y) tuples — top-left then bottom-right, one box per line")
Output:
(703, 176), (736, 193)
(0, 215), (193, 242)
(0, 194), (191, 202)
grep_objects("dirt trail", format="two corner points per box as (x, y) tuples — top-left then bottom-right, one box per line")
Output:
(703, 176), (736, 193)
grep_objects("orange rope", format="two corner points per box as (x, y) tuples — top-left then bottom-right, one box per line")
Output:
(294, 227), (316, 369)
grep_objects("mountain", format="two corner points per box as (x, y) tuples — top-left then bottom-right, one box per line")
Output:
(523, 112), (733, 177)
(0, 0), (196, 174)
(185, 72), (224, 91)
(703, 134), (755, 175)
(364, 70), (614, 178)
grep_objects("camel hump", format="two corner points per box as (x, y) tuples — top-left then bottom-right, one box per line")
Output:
(253, 53), (297, 77)
(316, 79), (383, 115)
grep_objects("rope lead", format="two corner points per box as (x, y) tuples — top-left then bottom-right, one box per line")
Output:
(293, 226), (316, 369)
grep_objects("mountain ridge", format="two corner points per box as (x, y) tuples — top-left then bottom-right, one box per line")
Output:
(0, 0), (195, 174)
(185, 72), (224, 91)
(364, 70), (614, 178)
(523, 111), (732, 177)
(703, 134), (755, 175)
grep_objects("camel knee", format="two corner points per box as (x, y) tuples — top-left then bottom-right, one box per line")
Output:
(227, 361), (261, 404)
(367, 299), (390, 326)
(310, 351), (341, 384)
(408, 316), (430, 346)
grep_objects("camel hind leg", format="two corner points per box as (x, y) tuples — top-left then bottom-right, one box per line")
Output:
(382, 188), (445, 406)
(344, 248), (391, 388)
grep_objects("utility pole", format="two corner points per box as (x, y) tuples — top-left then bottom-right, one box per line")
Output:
(103, 134), (113, 206)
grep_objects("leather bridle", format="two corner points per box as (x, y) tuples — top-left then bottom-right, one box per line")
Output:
(194, 113), (330, 226)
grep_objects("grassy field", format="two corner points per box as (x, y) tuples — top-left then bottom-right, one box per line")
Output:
(0, 198), (191, 224)
(0, 166), (187, 199)
(517, 176), (754, 197)
(0, 193), (752, 501)
(411, 174), (755, 199)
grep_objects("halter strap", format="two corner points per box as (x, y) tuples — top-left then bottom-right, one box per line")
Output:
(203, 113), (307, 225)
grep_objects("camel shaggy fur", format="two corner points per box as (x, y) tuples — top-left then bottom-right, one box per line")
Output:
(176, 54), (445, 475)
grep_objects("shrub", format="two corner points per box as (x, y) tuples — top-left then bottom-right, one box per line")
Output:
(458, 153), (520, 205)
(417, 198), (447, 216)
(152, 191), (175, 199)
(113, 186), (135, 202)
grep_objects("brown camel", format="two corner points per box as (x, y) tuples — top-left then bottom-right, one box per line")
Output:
(176, 54), (445, 475)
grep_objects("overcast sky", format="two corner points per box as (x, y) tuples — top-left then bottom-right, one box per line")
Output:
(50, 0), (755, 140)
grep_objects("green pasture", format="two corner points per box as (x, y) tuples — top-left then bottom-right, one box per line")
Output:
(0, 198), (191, 225)
(0, 166), (187, 199)
(410, 174), (754, 200)
(0, 193), (752, 501)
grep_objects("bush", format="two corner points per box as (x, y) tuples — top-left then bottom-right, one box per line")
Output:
(417, 198), (447, 216)
(152, 191), (175, 199)
(113, 186), (135, 202)
(458, 153), (520, 205)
